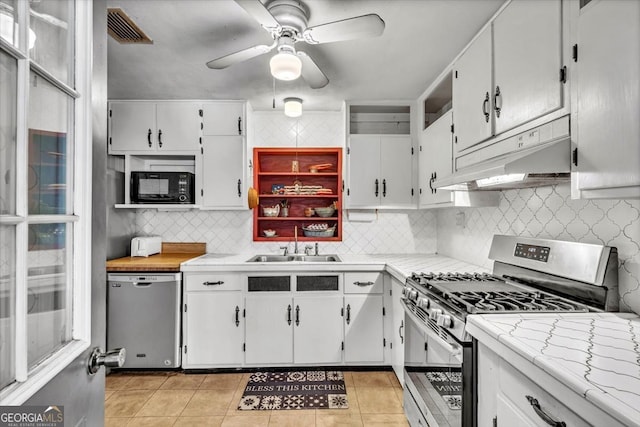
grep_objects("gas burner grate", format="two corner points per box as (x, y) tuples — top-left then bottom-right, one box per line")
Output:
(451, 290), (589, 314)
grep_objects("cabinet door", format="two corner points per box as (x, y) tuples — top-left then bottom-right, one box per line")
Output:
(344, 295), (384, 363)
(202, 102), (244, 136)
(201, 136), (245, 209)
(293, 295), (343, 364)
(155, 102), (201, 152)
(380, 135), (414, 207)
(493, 0), (563, 135)
(574, 0), (640, 196)
(347, 135), (381, 208)
(108, 102), (156, 153)
(419, 111), (454, 207)
(244, 295), (293, 365)
(183, 292), (243, 367)
(390, 278), (405, 385)
(452, 26), (493, 152)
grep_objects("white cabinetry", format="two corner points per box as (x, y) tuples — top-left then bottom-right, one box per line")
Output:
(200, 136), (246, 209)
(108, 101), (201, 154)
(419, 111), (454, 207)
(347, 135), (414, 208)
(571, 0), (640, 199)
(182, 273), (243, 368)
(202, 102), (245, 136)
(385, 275), (405, 384)
(453, 0), (564, 154)
(294, 295), (343, 364)
(343, 272), (384, 364)
(244, 294), (293, 364)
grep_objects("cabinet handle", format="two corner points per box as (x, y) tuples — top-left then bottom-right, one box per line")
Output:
(147, 129), (152, 147)
(235, 306), (240, 327)
(399, 320), (404, 344)
(483, 91), (490, 123)
(375, 179), (379, 197)
(346, 304), (351, 325)
(382, 179), (387, 197)
(158, 129), (163, 147)
(238, 116), (242, 135)
(354, 281), (374, 287)
(429, 172), (437, 194)
(287, 304), (292, 325)
(494, 86), (502, 118)
(295, 305), (300, 326)
(237, 179), (242, 197)
(525, 395), (566, 427)
(203, 280), (224, 286)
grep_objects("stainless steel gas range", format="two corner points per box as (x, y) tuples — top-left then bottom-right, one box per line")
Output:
(401, 235), (619, 427)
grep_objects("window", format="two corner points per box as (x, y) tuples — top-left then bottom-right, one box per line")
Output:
(0, 0), (91, 403)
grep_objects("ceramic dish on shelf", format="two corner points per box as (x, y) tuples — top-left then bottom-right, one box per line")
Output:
(302, 225), (336, 237)
(263, 229), (277, 237)
(314, 206), (335, 217)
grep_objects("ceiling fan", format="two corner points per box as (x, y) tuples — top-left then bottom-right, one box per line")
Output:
(206, 0), (385, 89)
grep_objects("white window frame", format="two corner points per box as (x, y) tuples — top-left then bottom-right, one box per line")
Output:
(0, 0), (93, 404)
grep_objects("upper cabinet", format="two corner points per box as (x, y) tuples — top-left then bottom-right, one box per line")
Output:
(453, 0), (565, 154)
(571, 0), (640, 199)
(347, 104), (415, 209)
(202, 101), (245, 136)
(108, 101), (202, 154)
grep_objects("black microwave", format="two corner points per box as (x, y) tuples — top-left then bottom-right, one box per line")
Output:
(130, 171), (195, 204)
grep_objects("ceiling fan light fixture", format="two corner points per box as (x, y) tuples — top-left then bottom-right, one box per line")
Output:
(270, 51), (302, 81)
(284, 97), (303, 117)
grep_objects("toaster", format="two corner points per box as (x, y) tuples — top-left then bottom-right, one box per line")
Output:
(130, 236), (162, 257)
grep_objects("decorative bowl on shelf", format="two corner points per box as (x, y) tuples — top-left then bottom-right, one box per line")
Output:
(263, 229), (277, 237)
(262, 205), (280, 217)
(314, 206), (335, 217)
(302, 224), (336, 237)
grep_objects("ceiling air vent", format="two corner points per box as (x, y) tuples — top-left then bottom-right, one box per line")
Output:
(107, 8), (153, 44)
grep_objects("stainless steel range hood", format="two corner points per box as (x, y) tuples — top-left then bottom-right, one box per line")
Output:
(434, 116), (571, 191)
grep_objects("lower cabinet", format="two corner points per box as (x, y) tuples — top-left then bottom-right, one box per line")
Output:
(294, 295), (344, 364)
(183, 292), (243, 368)
(386, 276), (405, 384)
(244, 294), (293, 365)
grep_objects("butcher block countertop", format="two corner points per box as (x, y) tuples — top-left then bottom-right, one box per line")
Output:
(106, 242), (206, 272)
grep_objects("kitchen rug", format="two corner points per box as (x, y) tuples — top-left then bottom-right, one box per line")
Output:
(423, 368), (462, 410)
(238, 370), (348, 410)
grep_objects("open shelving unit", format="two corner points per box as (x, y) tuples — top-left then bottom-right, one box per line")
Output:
(253, 147), (342, 242)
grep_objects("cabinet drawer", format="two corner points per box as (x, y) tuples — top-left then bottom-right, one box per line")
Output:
(185, 273), (240, 291)
(344, 272), (383, 294)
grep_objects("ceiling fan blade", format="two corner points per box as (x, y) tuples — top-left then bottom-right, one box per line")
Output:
(234, 0), (281, 32)
(206, 44), (274, 69)
(302, 14), (384, 44)
(297, 51), (329, 89)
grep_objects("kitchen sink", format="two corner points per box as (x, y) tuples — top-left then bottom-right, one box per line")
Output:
(246, 254), (342, 262)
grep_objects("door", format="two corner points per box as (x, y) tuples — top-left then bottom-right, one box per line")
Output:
(108, 101), (156, 152)
(380, 135), (413, 207)
(293, 295), (343, 364)
(344, 295), (384, 363)
(419, 111), (454, 207)
(390, 278), (405, 384)
(347, 135), (381, 207)
(493, 0), (563, 134)
(244, 295), (293, 364)
(202, 102), (244, 136)
(20, 1), (108, 425)
(201, 136), (245, 209)
(453, 26), (493, 152)
(184, 292), (243, 366)
(155, 102), (201, 151)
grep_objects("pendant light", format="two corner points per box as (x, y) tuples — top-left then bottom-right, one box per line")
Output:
(284, 97), (303, 117)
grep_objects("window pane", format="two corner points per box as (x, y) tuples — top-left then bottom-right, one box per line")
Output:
(27, 223), (72, 368)
(29, 0), (74, 85)
(28, 72), (73, 215)
(0, 0), (18, 48)
(0, 50), (17, 216)
(0, 224), (16, 389)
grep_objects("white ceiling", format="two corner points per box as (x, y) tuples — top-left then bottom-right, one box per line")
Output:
(106, 0), (504, 111)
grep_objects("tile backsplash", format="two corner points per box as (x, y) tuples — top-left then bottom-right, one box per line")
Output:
(437, 184), (640, 314)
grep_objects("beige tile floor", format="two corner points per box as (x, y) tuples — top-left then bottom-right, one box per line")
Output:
(105, 370), (408, 426)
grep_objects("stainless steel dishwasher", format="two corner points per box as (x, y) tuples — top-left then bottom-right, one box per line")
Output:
(107, 272), (181, 368)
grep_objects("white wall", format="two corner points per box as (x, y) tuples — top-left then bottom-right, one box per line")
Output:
(437, 184), (640, 314)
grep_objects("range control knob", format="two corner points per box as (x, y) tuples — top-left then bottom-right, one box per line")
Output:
(408, 290), (418, 301)
(437, 314), (453, 328)
(429, 308), (442, 321)
(417, 297), (430, 309)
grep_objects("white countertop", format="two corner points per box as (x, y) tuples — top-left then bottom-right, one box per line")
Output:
(180, 252), (488, 282)
(467, 312), (640, 427)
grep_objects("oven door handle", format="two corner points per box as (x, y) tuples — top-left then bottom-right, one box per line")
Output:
(401, 299), (462, 357)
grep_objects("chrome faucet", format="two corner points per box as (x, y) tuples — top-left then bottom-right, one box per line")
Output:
(293, 226), (299, 254)
(314, 242), (319, 256)
(304, 245), (314, 256)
